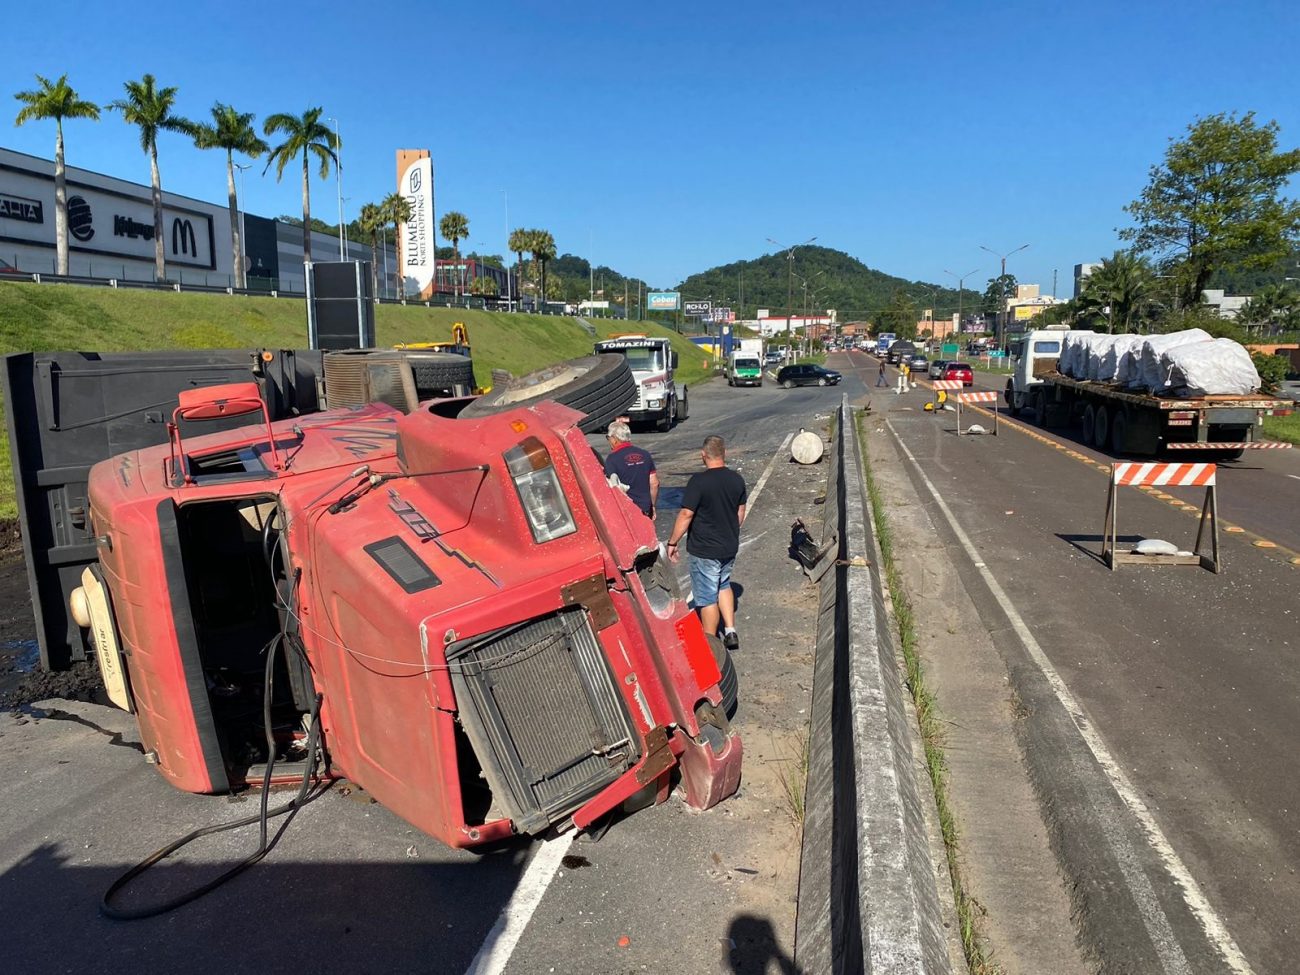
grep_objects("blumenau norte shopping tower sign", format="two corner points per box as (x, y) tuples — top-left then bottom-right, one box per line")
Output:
(396, 149), (436, 300)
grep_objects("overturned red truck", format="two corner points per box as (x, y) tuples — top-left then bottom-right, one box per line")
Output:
(31, 351), (741, 848)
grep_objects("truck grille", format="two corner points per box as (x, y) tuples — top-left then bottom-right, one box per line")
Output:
(449, 608), (638, 833)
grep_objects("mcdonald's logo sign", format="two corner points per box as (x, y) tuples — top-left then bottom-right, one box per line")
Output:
(172, 218), (197, 257)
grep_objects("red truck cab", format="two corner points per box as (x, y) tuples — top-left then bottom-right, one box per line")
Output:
(78, 384), (741, 848)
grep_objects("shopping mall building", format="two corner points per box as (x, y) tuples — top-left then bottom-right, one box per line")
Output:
(0, 146), (397, 294)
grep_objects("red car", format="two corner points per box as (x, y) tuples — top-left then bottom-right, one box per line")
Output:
(942, 362), (974, 387)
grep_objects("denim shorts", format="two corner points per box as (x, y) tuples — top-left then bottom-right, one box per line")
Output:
(688, 555), (735, 608)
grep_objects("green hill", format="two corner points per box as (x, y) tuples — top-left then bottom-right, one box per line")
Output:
(675, 245), (981, 323)
(0, 281), (711, 519)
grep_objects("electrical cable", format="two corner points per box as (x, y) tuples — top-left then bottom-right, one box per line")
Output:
(100, 566), (325, 921)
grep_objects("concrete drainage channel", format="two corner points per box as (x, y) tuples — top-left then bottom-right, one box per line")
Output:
(794, 396), (956, 975)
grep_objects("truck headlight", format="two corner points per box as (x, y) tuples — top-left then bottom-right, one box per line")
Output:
(504, 437), (578, 543)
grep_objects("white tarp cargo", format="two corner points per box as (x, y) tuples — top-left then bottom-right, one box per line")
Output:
(1156, 338), (1261, 396)
(1137, 328), (1212, 390)
(1060, 331), (1097, 378)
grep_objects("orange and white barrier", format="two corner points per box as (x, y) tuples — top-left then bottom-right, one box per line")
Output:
(955, 390), (999, 436)
(1103, 462), (1220, 572)
(931, 380), (964, 390)
(1112, 462), (1216, 487)
(1164, 441), (1292, 450)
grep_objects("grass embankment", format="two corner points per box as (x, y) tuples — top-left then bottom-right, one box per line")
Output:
(1262, 411), (1300, 446)
(0, 280), (712, 519)
(855, 411), (999, 975)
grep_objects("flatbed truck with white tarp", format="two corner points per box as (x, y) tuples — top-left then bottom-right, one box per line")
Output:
(1004, 329), (1292, 457)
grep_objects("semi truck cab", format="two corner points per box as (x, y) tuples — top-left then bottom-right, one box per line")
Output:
(592, 335), (687, 431)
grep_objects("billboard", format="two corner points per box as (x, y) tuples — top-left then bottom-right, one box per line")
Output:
(647, 291), (680, 311)
(396, 150), (436, 298)
(1013, 304), (1042, 320)
(0, 160), (216, 270)
(683, 300), (712, 315)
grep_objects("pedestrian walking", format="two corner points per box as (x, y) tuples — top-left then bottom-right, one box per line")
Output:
(876, 359), (888, 387)
(604, 420), (659, 519)
(666, 436), (747, 651)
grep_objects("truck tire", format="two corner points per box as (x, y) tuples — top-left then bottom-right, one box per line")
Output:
(459, 354), (635, 434)
(1094, 405), (1110, 451)
(407, 354), (475, 395)
(707, 634), (739, 719)
(675, 387), (689, 422)
(1110, 410), (1129, 455)
(1005, 380), (1018, 415)
(657, 406), (672, 432)
(1082, 404), (1096, 446)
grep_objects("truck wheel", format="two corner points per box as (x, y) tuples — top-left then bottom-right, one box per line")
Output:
(1005, 380), (1018, 414)
(707, 634), (739, 719)
(1110, 411), (1129, 455)
(1081, 404), (1096, 446)
(1222, 448), (1245, 461)
(405, 353), (476, 392)
(657, 408), (672, 433)
(1032, 395), (1046, 427)
(1094, 406), (1110, 451)
(675, 387), (689, 422)
(459, 354), (635, 434)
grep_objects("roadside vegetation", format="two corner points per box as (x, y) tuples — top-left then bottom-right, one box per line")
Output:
(0, 280), (712, 520)
(1262, 412), (1300, 445)
(856, 411), (1001, 975)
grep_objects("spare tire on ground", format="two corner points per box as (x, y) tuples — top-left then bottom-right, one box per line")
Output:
(459, 354), (636, 433)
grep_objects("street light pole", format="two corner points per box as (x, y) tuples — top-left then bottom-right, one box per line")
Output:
(327, 117), (344, 261)
(234, 162), (252, 289)
(502, 189), (512, 311)
(767, 235), (817, 354)
(979, 243), (1029, 349)
(944, 267), (980, 346)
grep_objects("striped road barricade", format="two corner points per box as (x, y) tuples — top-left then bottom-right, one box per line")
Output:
(1103, 462), (1221, 573)
(929, 379), (963, 414)
(955, 390), (1000, 436)
(1163, 441), (1293, 451)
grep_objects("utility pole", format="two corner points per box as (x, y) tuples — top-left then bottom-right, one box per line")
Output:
(767, 235), (817, 354)
(944, 267), (980, 346)
(502, 189), (511, 311)
(980, 243), (1029, 349)
(327, 117), (344, 261)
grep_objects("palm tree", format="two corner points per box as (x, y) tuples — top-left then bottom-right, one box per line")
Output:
(13, 74), (100, 276)
(439, 211), (470, 299)
(531, 229), (557, 310)
(358, 202), (384, 299)
(192, 103), (267, 289)
(262, 107), (338, 264)
(1080, 250), (1157, 333)
(508, 227), (530, 308)
(381, 193), (412, 300)
(108, 75), (195, 282)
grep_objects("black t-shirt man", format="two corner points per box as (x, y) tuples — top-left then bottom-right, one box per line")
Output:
(680, 466), (748, 560)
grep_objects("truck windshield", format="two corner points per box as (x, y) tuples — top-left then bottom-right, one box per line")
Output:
(736, 358), (761, 370)
(615, 348), (666, 372)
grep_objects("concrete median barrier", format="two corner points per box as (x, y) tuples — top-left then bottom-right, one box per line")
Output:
(794, 395), (952, 975)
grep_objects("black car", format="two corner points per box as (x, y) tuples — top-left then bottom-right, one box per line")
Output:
(776, 364), (842, 388)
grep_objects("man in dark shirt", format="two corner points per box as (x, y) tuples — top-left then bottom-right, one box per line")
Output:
(666, 435), (747, 650)
(603, 420), (659, 519)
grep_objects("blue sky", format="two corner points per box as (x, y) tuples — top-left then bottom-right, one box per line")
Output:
(6, 0), (1298, 294)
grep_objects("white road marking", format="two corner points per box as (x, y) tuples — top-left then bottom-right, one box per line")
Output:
(1287, 474), (1300, 481)
(467, 431), (796, 973)
(463, 831), (576, 975)
(885, 418), (1254, 975)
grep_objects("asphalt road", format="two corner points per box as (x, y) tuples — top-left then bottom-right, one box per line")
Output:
(0, 373), (842, 975)
(841, 348), (1299, 974)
